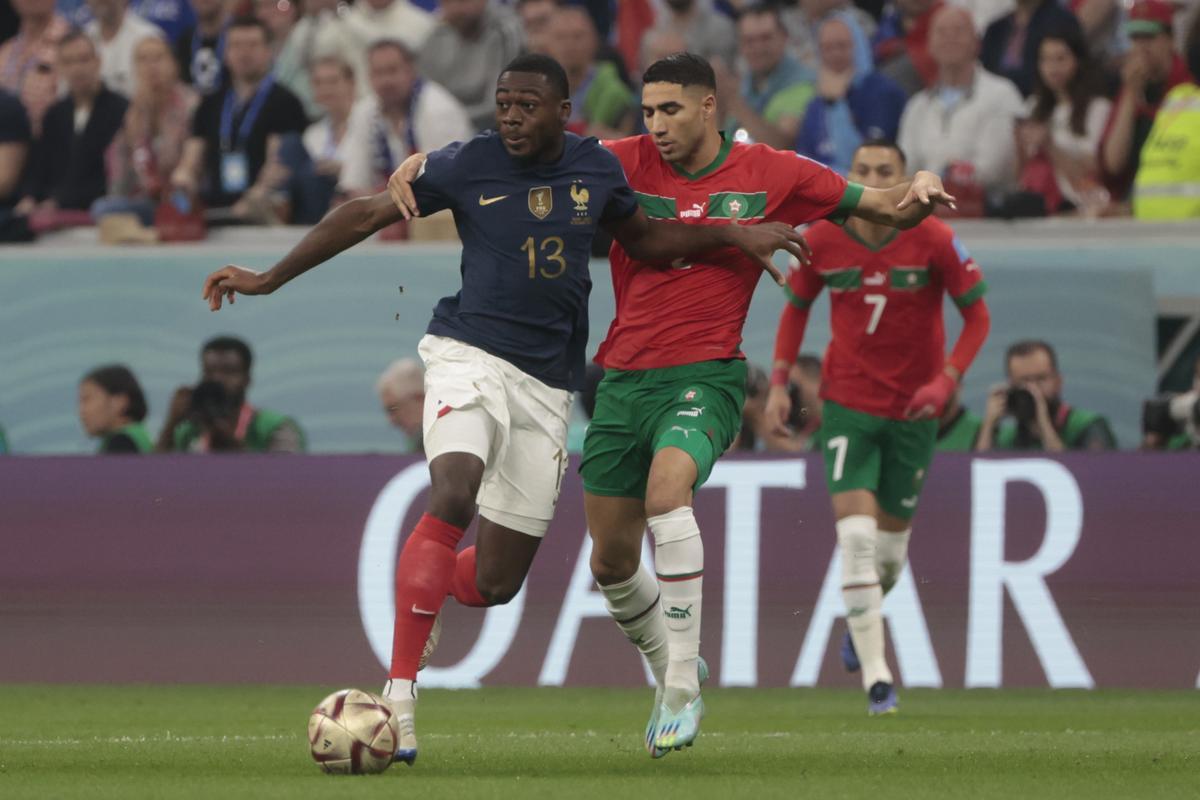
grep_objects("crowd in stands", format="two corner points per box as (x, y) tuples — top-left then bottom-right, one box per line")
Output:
(1, 0), (1199, 242)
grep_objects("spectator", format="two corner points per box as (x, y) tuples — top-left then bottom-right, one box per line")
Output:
(0, 0), (71, 134)
(788, 352), (823, 448)
(796, 14), (908, 174)
(1011, 28), (1111, 216)
(731, 362), (770, 451)
(957, 0), (1017, 34)
(935, 383), (982, 450)
(898, 5), (1024, 195)
(171, 16), (308, 221)
(17, 31), (128, 216)
(547, 6), (635, 138)
(1141, 354), (1199, 450)
(339, 40), (472, 198)
(1098, 0), (1192, 203)
(716, 3), (814, 149)
(0, 89), (32, 218)
(1132, 6), (1200, 219)
(651, 0), (738, 69)
(418, 0), (525, 132)
(976, 339), (1116, 451)
(782, 0), (877, 73)
(130, 0), (196, 44)
(516, 0), (558, 55)
(283, 55), (356, 223)
(159, 335), (305, 453)
(873, 0), (942, 96)
(980, 0), (1083, 96)
(94, 35), (199, 226)
(78, 364), (153, 453)
(173, 0), (230, 97)
(376, 358), (425, 454)
(85, 0), (164, 97)
(316, 0), (435, 98)
(252, 0), (306, 114)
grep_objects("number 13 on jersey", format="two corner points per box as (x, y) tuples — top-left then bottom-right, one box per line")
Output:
(521, 236), (567, 279)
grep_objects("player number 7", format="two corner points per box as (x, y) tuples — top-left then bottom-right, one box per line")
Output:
(864, 294), (887, 335)
(827, 435), (849, 482)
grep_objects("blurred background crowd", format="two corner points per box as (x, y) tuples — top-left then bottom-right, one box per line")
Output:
(0, 0), (1197, 457)
(1, 0), (1199, 243)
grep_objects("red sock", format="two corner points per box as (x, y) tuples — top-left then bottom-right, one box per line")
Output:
(389, 513), (464, 680)
(449, 546), (490, 607)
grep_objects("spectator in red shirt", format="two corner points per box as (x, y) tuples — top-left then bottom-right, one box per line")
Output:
(1097, 0), (1192, 202)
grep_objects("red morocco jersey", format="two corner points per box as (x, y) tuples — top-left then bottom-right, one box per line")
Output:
(786, 217), (988, 419)
(594, 135), (860, 370)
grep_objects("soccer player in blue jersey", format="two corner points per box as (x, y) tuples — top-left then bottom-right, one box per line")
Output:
(201, 54), (808, 764)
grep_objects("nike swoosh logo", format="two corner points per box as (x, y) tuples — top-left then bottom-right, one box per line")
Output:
(478, 194), (509, 206)
(411, 605), (439, 615)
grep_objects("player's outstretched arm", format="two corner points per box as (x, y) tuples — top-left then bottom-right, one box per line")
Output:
(604, 210), (810, 285)
(201, 193), (404, 311)
(853, 171), (957, 230)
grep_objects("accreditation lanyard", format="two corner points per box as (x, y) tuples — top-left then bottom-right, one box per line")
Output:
(373, 79), (423, 176)
(219, 75), (274, 153)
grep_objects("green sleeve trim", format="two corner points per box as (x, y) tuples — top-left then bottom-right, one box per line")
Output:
(953, 280), (989, 308)
(828, 182), (864, 225)
(782, 283), (812, 309)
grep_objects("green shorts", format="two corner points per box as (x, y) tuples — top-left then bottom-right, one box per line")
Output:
(580, 359), (747, 498)
(818, 399), (937, 521)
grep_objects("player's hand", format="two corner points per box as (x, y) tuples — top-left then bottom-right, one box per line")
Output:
(388, 153), (428, 220)
(904, 372), (956, 420)
(765, 384), (793, 436)
(727, 222), (811, 285)
(201, 265), (273, 311)
(898, 171), (957, 211)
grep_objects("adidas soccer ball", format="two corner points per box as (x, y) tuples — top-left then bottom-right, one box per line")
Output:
(308, 688), (399, 774)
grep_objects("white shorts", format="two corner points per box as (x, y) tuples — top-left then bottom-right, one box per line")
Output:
(418, 334), (573, 537)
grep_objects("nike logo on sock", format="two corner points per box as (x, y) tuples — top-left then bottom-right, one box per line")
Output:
(411, 605), (438, 615)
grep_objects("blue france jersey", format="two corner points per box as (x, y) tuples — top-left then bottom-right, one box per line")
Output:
(414, 132), (638, 391)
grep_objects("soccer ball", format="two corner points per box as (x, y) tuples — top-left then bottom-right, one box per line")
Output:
(307, 688), (399, 774)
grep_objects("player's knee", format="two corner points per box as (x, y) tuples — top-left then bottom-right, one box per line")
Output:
(644, 480), (692, 519)
(425, 482), (477, 529)
(474, 573), (522, 606)
(589, 546), (639, 586)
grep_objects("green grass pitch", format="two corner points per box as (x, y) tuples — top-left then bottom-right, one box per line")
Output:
(2, 685), (1196, 799)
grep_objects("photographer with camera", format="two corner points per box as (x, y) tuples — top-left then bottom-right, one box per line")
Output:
(976, 339), (1116, 452)
(1142, 354), (1200, 450)
(157, 335), (305, 452)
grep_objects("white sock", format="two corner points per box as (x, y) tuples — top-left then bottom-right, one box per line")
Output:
(838, 515), (893, 690)
(648, 506), (703, 712)
(876, 528), (911, 596)
(382, 678), (417, 713)
(598, 564), (669, 688)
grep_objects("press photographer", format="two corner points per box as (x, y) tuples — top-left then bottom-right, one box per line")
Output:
(1142, 355), (1200, 450)
(976, 340), (1116, 452)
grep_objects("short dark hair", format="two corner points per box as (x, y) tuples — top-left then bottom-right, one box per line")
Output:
(736, 2), (786, 31)
(227, 15), (272, 44)
(794, 353), (822, 379)
(855, 138), (908, 168)
(1006, 340), (1059, 372)
(501, 53), (570, 101)
(203, 335), (253, 374)
(367, 38), (415, 63)
(82, 364), (148, 422)
(642, 52), (716, 90)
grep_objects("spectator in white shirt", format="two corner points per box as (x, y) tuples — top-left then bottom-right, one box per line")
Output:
(86, 0), (163, 97)
(340, 39), (472, 196)
(315, 0), (435, 97)
(897, 4), (1024, 193)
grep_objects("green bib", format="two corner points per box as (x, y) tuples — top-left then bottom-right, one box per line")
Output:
(101, 422), (154, 454)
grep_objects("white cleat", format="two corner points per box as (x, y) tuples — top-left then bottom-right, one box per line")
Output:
(382, 681), (419, 765)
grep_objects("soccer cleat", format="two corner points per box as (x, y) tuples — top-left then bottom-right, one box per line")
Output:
(841, 629), (861, 673)
(868, 681), (898, 716)
(652, 693), (706, 752)
(418, 613), (442, 671)
(382, 684), (419, 765)
(645, 656), (709, 759)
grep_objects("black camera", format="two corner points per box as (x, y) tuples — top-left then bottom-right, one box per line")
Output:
(1142, 393), (1200, 446)
(786, 381), (807, 429)
(188, 380), (237, 427)
(1005, 386), (1037, 424)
